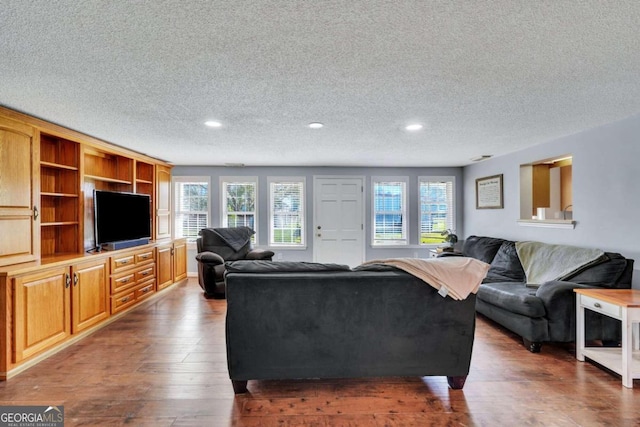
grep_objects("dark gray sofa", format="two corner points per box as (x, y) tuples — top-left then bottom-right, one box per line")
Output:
(456, 236), (634, 352)
(224, 260), (478, 393)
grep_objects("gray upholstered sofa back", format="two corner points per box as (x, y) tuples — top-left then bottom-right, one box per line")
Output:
(463, 235), (633, 288)
(224, 260), (477, 390)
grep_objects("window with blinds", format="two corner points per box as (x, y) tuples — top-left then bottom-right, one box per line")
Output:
(419, 177), (455, 245)
(372, 179), (408, 245)
(222, 179), (257, 242)
(269, 178), (305, 247)
(174, 177), (209, 241)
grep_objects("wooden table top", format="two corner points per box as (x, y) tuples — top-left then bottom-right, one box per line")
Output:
(574, 288), (640, 307)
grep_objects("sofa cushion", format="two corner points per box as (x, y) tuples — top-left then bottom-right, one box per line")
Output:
(564, 252), (629, 288)
(462, 235), (507, 264)
(476, 282), (546, 317)
(484, 241), (526, 283)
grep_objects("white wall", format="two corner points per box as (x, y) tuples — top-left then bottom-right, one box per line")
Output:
(463, 113), (640, 288)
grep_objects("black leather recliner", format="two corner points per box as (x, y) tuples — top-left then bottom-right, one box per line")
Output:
(195, 227), (274, 299)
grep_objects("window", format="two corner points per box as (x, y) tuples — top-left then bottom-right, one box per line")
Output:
(372, 178), (408, 245)
(269, 178), (305, 247)
(173, 177), (209, 241)
(419, 177), (455, 245)
(221, 177), (257, 241)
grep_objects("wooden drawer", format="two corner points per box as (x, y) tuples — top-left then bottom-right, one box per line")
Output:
(111, 290), (136, 314)
(135, 279), (155, 301)
(112, 254), (135, 272)
(582, 295), (621, 318)
(111, 272), (136, 294)
(135, 264), (155, 282)
(136, 250), (155, 265)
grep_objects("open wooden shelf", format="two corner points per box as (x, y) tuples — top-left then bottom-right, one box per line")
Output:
(40, 161), (78, 171)
(39, 134), (81, 257)
(84, 174), (133, 185)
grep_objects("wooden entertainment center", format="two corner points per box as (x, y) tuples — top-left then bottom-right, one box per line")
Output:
(0, 106), (187, 379)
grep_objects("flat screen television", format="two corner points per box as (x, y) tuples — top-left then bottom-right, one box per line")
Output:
(94, 190), (151, 250)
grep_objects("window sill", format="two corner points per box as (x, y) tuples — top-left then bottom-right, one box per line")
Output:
(517, 219), (576, 229)
(265, 245), (307, 251)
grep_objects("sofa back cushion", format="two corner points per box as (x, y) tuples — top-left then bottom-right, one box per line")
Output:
(226, 260), (351, 273)
(565, 252), (632, 288)
(462, 235), (508, 264)
(484, 241), (526, 283)
(198, 228), (253, 260)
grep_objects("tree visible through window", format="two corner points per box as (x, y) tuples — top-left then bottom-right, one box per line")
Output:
(174, 178), (209, 241)
(419, 177), (454, 245)
(373, 180), (407, 245)
(222, 179), (257, 241)
(269, 179), (304, 246)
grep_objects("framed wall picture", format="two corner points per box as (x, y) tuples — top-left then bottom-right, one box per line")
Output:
(476, 174), (503, 209)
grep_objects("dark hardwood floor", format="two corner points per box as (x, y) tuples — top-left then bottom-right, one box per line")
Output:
(0, 278), (638, 426)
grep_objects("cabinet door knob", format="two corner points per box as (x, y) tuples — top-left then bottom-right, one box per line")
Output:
(65, 274), (71, 289)
(594, 302), (602, 308)
(73, 273), (79, 286)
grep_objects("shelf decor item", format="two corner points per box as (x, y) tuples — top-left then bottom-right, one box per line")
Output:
(476, 174), (504, 209)
(441, 229), (458, 248)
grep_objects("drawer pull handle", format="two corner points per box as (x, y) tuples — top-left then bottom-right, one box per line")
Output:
(120, 260), (130, 264)
(120, 278), (130, 283)
(142, 271), (150, 276)
(142, 287), (150, 293)
(594, 302), (602, 308)
(121, 296), (130, 303)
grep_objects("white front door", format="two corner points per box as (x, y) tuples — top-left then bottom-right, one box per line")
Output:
(313, 177), (365, 267)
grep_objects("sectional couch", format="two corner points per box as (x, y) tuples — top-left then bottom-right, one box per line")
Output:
(454, 236), (634, 352)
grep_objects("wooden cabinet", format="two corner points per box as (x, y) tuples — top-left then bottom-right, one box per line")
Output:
(13, 266), (71, 362)
(110, 247), (156, 314)
(156, 242), (174, 290)
(157, 238), (187, 291)
(0, 117), (39, 267)
(531, 164), (550, 216)
(173, 239), (187, 282)
(12, 258), (110, 362)
(71, 258), (109, 333)
(155, 165), (172, 240)
(0, 107), (183, 379)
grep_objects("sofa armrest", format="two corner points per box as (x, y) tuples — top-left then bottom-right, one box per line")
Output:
(246, 249), (275, 260)
(195, 251), (225, 265)
(535, 280), (601, 341)
(535, 280), (597, 307)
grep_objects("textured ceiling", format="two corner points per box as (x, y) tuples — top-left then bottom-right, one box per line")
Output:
(2, 1), (640, 167)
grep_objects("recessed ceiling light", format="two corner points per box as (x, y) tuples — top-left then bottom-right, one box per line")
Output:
(308, 122), (324, 129)
(405, 124), (423, 131)
(204, 120), (222, 128)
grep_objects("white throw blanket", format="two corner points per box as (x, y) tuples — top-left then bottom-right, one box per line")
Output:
(515, 241), (605, 286)
(361, 257), (490, 300)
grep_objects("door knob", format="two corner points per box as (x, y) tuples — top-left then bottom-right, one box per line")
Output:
(317, 225), (321, 230)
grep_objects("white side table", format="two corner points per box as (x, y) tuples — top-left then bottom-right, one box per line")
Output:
(575, 289), (640, 388)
